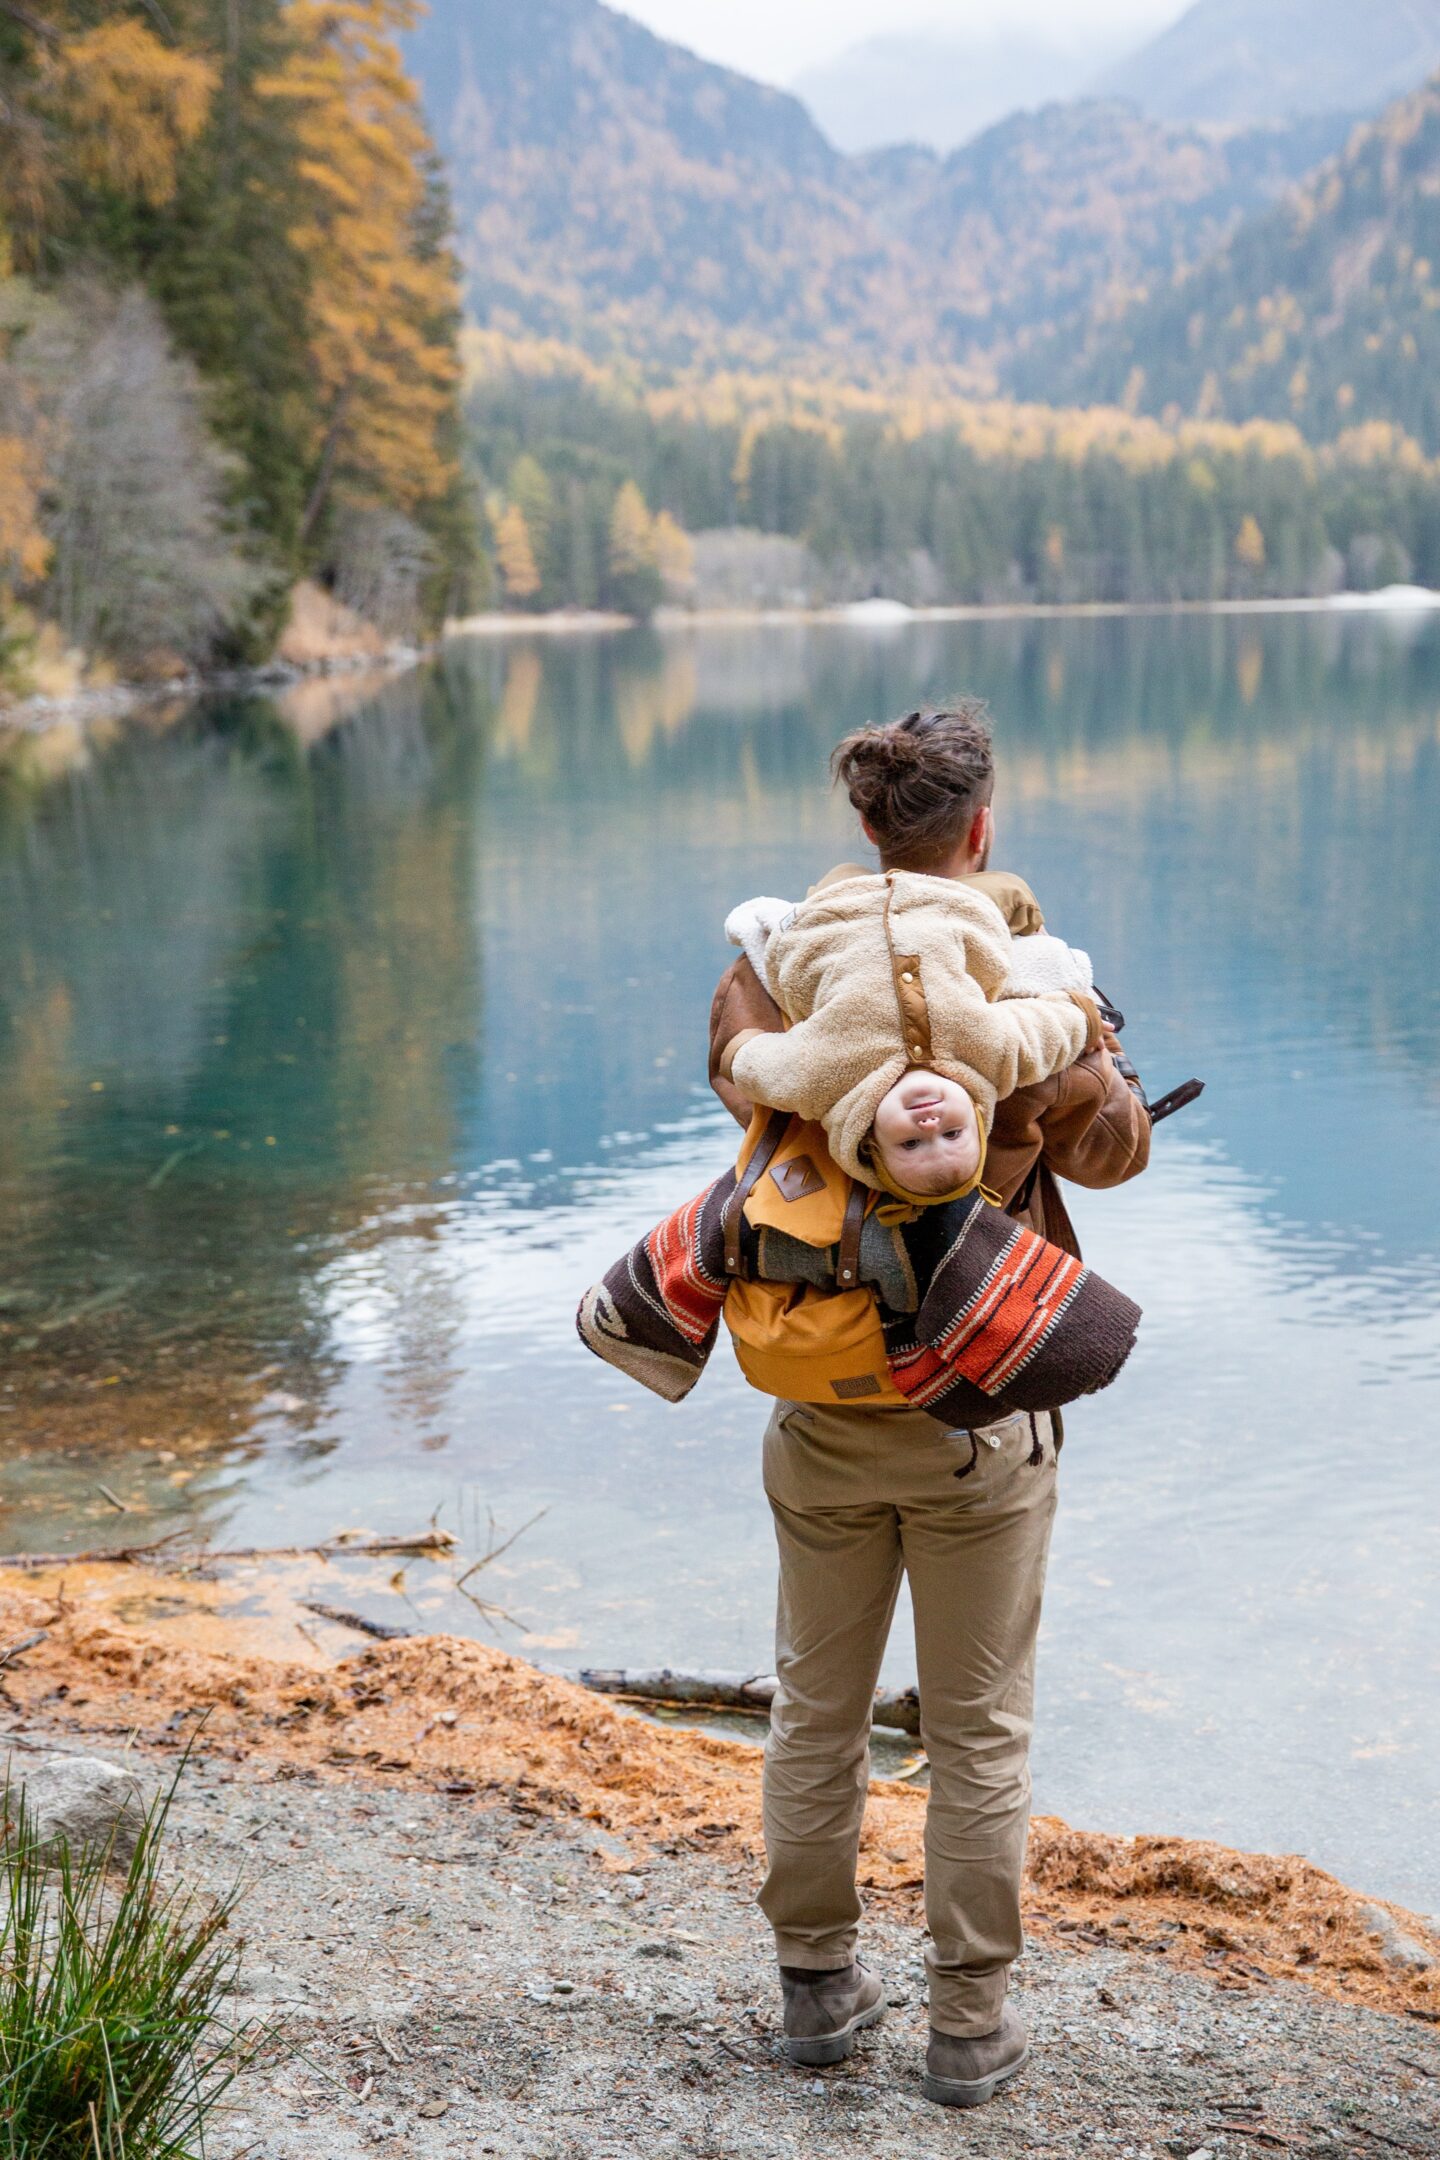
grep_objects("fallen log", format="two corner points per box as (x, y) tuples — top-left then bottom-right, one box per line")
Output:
(0, 1530), (458, 1573)
(577, 1667), (922, 1737)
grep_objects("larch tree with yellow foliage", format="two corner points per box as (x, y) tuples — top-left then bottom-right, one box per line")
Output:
(0, 5), (216, 269)
(1234, 513), (1268, 591)
(258, 0), (460, 544)
(0, 0), (476, 679)
(491, 500), (541, 605)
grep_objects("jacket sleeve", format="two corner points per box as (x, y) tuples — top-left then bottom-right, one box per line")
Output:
(987, 1031), (1151, 1205)
(727, 1026), (823, 1122)
(971, 990), (1098, 1106)
(709, 957), (784, 1127)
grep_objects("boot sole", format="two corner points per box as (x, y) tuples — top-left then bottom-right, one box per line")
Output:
(783, 1998), (886, 2067)
(922, 2042), (1029, 2109)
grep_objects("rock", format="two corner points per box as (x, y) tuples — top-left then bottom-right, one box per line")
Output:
(1357, 1903), (1436, 1972)
(3, 1751), (149, 1864)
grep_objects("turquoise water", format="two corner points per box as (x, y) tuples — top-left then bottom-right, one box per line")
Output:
(1, 613), (1438, 1908)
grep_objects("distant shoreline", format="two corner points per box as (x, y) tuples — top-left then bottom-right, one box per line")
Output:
(7, 587), (1438, 741)
(449, 586), (1440, 635)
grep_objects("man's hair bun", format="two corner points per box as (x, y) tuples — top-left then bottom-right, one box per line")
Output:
(831, 701), (994, 869)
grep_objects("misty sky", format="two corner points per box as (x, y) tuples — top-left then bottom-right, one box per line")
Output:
(619, 1), (1188, 85)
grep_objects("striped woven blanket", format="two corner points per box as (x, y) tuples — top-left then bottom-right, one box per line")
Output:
(576, 1166), (1141, 1427)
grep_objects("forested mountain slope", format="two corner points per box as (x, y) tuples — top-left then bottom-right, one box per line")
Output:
(1031, 75), (1440, 451)
(402, 0), (929, 369)
(1096, 0), (1440, 126)
(882, 100), (1346, 363)
(403, 0), (1347, 377)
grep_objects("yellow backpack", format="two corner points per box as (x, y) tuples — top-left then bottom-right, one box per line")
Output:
(722, 1111), (906, 1406)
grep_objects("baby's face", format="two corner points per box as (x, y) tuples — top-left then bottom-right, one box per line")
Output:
(871, 1071), (982, 1197)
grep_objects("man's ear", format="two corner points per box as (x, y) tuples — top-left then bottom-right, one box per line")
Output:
(969, 805), (993, 868)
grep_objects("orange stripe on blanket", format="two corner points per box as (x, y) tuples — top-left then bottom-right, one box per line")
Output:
(894, 1231), (1085, 1403)
(644, 1185), (727, 1348)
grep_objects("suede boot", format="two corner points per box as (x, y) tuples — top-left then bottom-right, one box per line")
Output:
(923, 2004), (1029, 2107)
(778, 1960), (885, 2066)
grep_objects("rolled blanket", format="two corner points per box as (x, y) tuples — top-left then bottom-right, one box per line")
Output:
(878, 1196), (1140, 1426)
(577, 1164), (1141, 1424)
(576, 1180), (733, 1404)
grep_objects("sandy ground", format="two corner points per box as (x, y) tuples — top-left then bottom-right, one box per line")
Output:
(2, 1575), (1438, 2156)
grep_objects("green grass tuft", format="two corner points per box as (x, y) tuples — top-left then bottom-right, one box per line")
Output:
(0, 1768), (263, 2158)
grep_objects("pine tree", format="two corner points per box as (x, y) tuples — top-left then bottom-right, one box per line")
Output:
(606, 479), (662, 617)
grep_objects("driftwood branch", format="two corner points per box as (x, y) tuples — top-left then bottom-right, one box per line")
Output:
(300, 1601), (415, 1642)
(0, 1630), (49, 1669)
(0, 1531), (458, 1574)
(578, 1668), (922, 1737)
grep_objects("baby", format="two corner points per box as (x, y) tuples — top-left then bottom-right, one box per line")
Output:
(720, 863), (1099, 1206)
(870, 1067), (985, 1200)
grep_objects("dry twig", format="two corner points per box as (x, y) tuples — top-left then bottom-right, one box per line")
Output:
(0, 1531), (457, 1573)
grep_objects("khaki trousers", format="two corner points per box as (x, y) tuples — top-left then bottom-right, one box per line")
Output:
(758, 1398), (1058, 2037)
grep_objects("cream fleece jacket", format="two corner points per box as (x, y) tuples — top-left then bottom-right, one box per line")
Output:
(729, 870), (1092, 1185)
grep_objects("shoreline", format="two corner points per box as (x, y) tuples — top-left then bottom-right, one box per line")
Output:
(6, 587), (1437, 742)
(0, 641), (429, 742)
(1, 1566), (1435, 2031)
(449, 586), (1440, 636)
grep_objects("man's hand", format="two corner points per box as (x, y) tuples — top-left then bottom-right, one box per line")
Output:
(710, 958), (783, 1127)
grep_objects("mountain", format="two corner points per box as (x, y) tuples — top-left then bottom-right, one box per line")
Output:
(402, 0), (931, 369)
(1094, 0), (1440, 125)
(1029, 73), (1440, 449)
(876, 99), (1347, 362)
(403, 0), (1350, 376)
(792, 27), (1129, 157)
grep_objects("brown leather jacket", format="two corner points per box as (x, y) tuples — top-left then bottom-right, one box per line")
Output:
(708, 954), (1151, 1258)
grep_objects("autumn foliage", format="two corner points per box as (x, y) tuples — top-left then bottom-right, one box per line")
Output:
(466, 333), (1440, 609)
(0, 0), (473, 682)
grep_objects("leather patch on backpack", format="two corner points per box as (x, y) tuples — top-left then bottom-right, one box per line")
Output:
(832, 1373), (883, 1400)
(771, 1154), (825, 1203)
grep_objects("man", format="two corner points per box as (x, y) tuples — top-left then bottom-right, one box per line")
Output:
(708, 702), (1150, 2109)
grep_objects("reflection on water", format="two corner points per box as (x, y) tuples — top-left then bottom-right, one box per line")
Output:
(1, 614), (1438, 1908)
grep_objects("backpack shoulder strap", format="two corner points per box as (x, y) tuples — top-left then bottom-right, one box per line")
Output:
(725, 1109), (791, 1279)
(836, 1179), (867, 1287)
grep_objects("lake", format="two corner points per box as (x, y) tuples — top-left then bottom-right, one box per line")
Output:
(2, 611), (1437, 1911)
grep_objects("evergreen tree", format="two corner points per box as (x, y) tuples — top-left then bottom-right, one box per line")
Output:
(606, 480), (662, 618)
